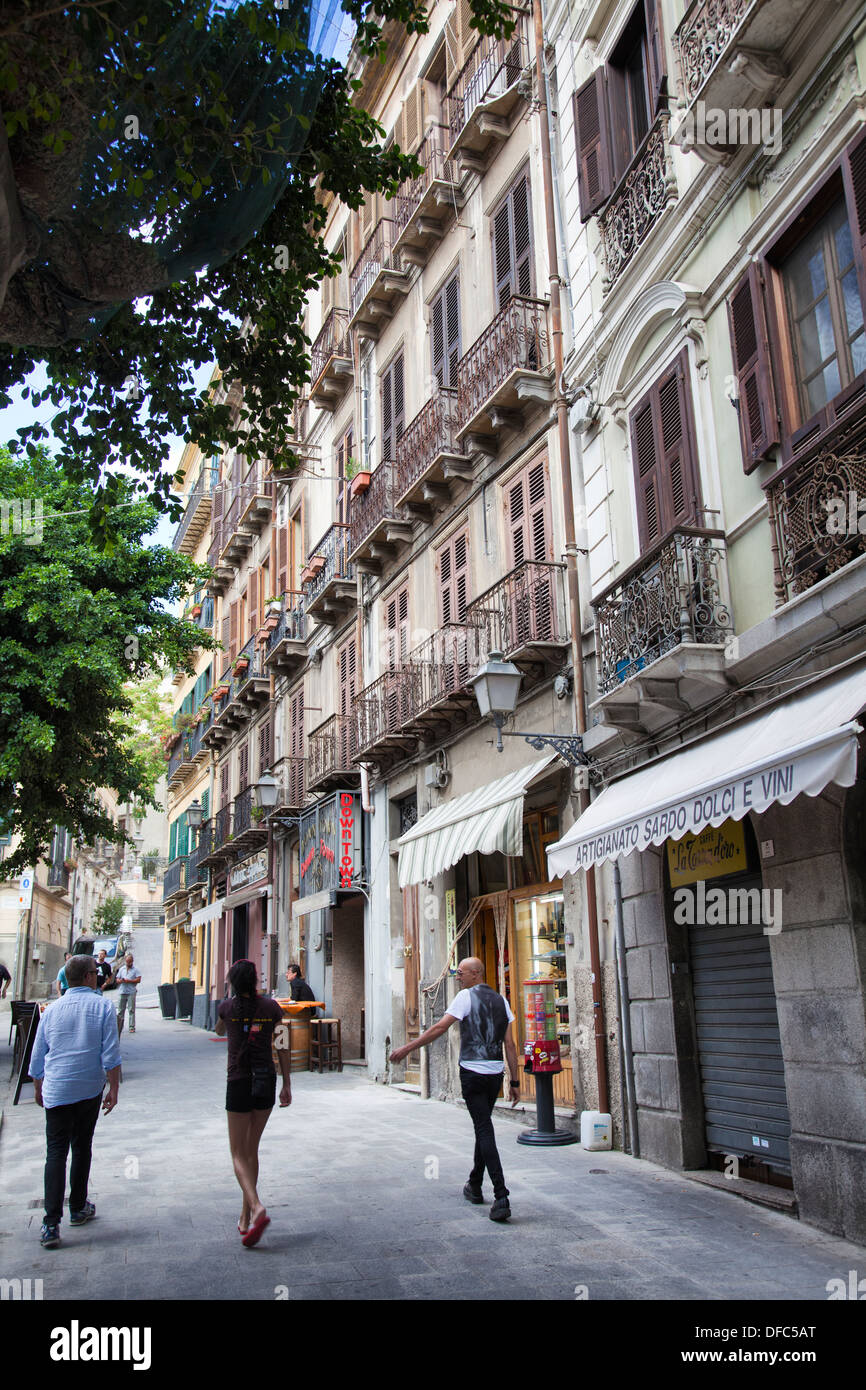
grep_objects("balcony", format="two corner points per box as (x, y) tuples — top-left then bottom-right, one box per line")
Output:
(598, 115), (677, 293)
(197, 805), (234, 870)
(347, 461), (412, 572)
(309, 308), (353, 408)
(47, 861), (70, 893)
(673, 0), (805, 163)
(303, 525), (355, 625)
(446, 23), (529, 174)
(591, 528), (733, 734)
(173, 465), (216, 555)
(348, 218), (410, 339)
(355, 669), (421, 763)
(393, 125), (463, 268)
(166, 723), (203, 788)
(237, 473), (274, 536)
(396, 388), (471, 517)
(232, 785), (269, 855)
(263, 598), (308, 679)
(456, 296), (553, 453)
(201, 675), (236, 751)
(269, 399), (320, 480)
(468, 561), (569, 675)
(265, 755), (306, 819)
(185, 839), (208, 894)
(231, 637), (270, 713)
(206, 517), (233, 596)
(307, 714), (360, 794)
(162, 856), (188, 904)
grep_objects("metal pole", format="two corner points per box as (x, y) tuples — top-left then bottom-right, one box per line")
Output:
(533, 0), (609, 1115)
(613, 861), (639, 1156)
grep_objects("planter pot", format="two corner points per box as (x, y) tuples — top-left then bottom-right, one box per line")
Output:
(158, 983), (177, 1019)
(191, 605), (202, 618)
(349, 471), (372, 497)
(266, 602), (282, 617)
(63, 859), (77, 872)
(263, 615), (279, 632)
(233, 664), (249, 679)
(214, 685), (229, 699)
(175, 979), (195, 1019)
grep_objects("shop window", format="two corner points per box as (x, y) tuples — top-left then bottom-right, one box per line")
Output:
(629, 349), (701, 551)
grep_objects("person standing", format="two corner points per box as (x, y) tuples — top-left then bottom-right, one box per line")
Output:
(390, 957), (519, 1222)
(0, 960), (11, 999)
(29, 954), (122, 1248)
(94, 949), (112, 991)
(215, 959), (291, 1247)
(56, 952), (73, 998)
(285, 964), (315, 1003)
(114, 952), (141, 1035)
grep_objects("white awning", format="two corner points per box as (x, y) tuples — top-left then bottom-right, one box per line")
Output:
(223, 883), (272, 911)
(189, 899), (224, 930)
(547, 662), (866, 877)
(397, 754), (557, 888)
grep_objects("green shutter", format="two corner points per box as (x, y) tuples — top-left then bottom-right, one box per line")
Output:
(169, 819), (178, 861)
(177, 811), (189, 858)
(201, 788), (210, 818)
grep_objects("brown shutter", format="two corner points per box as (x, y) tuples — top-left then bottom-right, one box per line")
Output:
(277, 524), (288, 597)
(258, 716), (273, 775)
(526, 458), (552, 561)
(401, 84), (424, 156)
(630, 351), (701, 549)
(382, 354), (404, 460)
(248, 570), (258, 638)
(393, 356), (405, 446)
(432, 292), (445, 390)
(438, 529), (469, 626)
(219, 761), (229, 806)
(445, 274), (461, 385)
(631, 396), (663, 548)
(457, 0), (478, 60)
(657, 356), (697, 528)
(643, 0), (666, 114)
(573, 71), (612, 222)
(339, 638), (357, 714)
(289, 688), (304, 804)
(507, 472), (527, 568)
(221, 608), (230, 666)
(493, 200), (513, 310)
(239, 740), (249, 791)
(727, 264), (779, 472)
(229, 600), (239, 664)
(512, 174), (533, 298)
(842, 126), (866, 317)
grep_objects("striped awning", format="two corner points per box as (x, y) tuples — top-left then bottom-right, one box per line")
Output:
(188, 899), (224, 930)
(397, 754), (557, 888)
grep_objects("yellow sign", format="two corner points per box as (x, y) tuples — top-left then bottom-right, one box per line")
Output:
(667, 820), (748, 886)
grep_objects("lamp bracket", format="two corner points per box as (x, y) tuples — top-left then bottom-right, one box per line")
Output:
(499, 729), (595, 770)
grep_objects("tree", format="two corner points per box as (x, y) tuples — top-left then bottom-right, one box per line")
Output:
(92, 891), (127, 934)
(0, 445), (216, 874)
(119, 671), (174, 806)
(0, 0), (513, 541)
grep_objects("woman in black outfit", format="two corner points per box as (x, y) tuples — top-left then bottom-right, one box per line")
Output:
(215, 959), (291, 1246)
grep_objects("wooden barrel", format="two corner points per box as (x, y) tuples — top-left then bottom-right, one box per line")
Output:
(289, 1018), (310, 1072)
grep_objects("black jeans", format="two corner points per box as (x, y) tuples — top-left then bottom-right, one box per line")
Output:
(44, 1093), (102, 1225)
(460, 1067), (509, 1200)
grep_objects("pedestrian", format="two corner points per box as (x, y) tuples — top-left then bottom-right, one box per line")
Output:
(114, 952), (141, 1035)
(0, 960), (11, 999)
(389, 957), (519, 1222)
(285, 963), (316, 1003)
(56, 952), (73, 998)
(214, 959), (291, 1247)
(29, 953), (122, 1249)
(94, 949), (112, 991)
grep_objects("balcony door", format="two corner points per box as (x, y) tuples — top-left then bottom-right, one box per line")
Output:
(338, 636), (357, 766)
(384, 585), (410, 732)
(503, 457), (554, 650)
(630, 349), (701, 551)
(492, 171), (533, 310)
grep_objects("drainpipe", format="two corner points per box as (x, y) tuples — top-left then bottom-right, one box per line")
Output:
(533, 0), (609, 1115)
(613, 860), (639, 1155)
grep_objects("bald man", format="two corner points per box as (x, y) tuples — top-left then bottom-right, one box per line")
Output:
(390, 957), (518, 1221)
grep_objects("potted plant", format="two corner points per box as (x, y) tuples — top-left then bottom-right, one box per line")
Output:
(191, 603), (203, 619)
(264, 595), (283, 616)
(175, 977), (195, 1019)
(251, 805), (266, 824)
(63, 856), (77, 872)
(347, 457), (372, 496)
(158, 981), (177, 1018)
(233, 657), (249, 677)
(214, 682), (230, 700)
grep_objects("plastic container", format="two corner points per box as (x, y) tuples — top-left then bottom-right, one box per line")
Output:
(580, 1110), (612, 1150)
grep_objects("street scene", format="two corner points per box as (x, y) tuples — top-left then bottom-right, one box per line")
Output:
(1, 0), (866, 1350)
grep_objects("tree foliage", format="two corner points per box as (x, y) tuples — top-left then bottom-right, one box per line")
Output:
(118, 670), (174, 805)
(0, 445), (215, 874)
(0, 0), (514, 542)
(92, 891), (127, 933)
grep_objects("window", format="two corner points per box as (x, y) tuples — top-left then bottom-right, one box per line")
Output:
(437, 529), (469, 625)
(628, 350), (700, 550)
(258, 716), (273, 776)
(573, 0), (666, 222)
(337, 428), (354, 524)
(238, 741), (249, 793)
(381, 354), (405, 461)
(728, 128), (866, 469)
(431, 272), (461, 390)
(504, 457), (553, 568)
(385, 585), (410, 668)
(492, 172), (533, 308)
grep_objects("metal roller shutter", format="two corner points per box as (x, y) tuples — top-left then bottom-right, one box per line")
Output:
(688, 891), (791, 1169)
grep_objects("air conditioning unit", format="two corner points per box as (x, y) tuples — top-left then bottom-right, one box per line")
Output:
(424, 752), (450, 790)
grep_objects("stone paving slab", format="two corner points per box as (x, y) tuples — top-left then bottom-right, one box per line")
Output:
(2, 1004), (866, 1303)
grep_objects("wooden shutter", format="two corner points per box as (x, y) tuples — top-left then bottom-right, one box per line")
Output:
(493, 173), (534, 308)
(229, 600), (239, 664)
(258, 716), (273, 775)
(201, 788), (210, 819)
(574, 71), (612, 222)
(401, 84), (424, 155)
(221, 606), (230, 663)
(437, 528), (469, 625)
(493, 199), (513, 309)
(381, 354), (405, 460)
(445, 14), (462, 91)
(842, 126), (866, 320)
(385, 585), (410, 668)
(239, 740), (249, 791)
(643, 0), (666, 114)
(289, 687), (304, 803)
(630, 351), (700, 550)
(338, 638), (357, 715)
(211, 475), (224, 553)
(169, 819), (178, 862)
(219, 761), (229, 806)
(457, 0), (479, 64)
(431, 273), (461, 389)
(727, 264), (779, 472)
(177, 812), (188, 858)
(505, 458), (552, 568)
(248, 570), (258, 638)
(276, 524), (288, 598)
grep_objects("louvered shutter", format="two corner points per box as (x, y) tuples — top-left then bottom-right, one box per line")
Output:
(438, 529), (469, 625)
(258, 717), (272, 775)
(248, 569), (258, 638)
(229, 600), (239, 664)
(201, 788), (210, 818)
(382, 355), (404, 460)
(289, 689), (304, 803)
(339, 639), (357, 764)
(401, 84), (424, 155)
(393, 356), (405, 447)
(493, 201), (513, 310)
(221, 607), (230, 665)
(526, 459), (552, 561)
(432, 293), (445, 390)
(631, 352), (700, 549)
(457, 0), (479, 63)
(277, 524), (288, 597)
(239, 741), (249, 791)
(169, 819), (178, 862)
(512, 175), (533, 298)
(211, 475), (224, 555)
(643, 0), (666, 114)
(658, 357), (697, 529)
(573, 71), (612, 222)
(219, 761), (229, 806)
(842, 126), (866, 324)
(631, 396), (663, 548)
(507, 473), (527, 567)
(727, 264), (779, 472)
(446, 274), (461, 385)
(177, 811), (188, 858)
(438, 543), (453, 624)
(445, 14), (462, 92)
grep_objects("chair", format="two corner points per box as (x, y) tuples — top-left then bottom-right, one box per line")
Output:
(309, 1018), (342, 1073)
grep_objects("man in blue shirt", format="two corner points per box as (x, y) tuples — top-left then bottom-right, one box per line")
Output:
(30, 953), (122, 1248)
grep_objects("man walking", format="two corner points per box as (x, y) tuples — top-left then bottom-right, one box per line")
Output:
(114, 952), (141, 1035)
(94, 949), (112, 991)
(390, 957), (519, 1222)
(29, 954), (122, 1248)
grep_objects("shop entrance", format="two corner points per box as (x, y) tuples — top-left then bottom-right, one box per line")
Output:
(330, 895), (365, 1061)
(231, 904), (248, 965)
(401, 886), (421, 1085)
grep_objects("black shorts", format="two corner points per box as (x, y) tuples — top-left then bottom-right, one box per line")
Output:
(226, 1075), (276, 1112)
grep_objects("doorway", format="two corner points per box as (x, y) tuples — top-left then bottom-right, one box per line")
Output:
(231, 904), (248, 965)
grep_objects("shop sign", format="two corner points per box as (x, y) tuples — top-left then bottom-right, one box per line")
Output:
(299, 790), (362, 897)
(667, 819), (747, 887)
(229, 849), (269, 892)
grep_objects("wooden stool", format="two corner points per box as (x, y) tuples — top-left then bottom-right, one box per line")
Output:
(309, 1017), (342, 1073)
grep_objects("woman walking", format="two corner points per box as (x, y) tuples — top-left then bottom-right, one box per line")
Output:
(215, 960), (291, 1246)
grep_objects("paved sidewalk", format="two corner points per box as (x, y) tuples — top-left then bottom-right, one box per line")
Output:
(1, 1002), (865, 1302)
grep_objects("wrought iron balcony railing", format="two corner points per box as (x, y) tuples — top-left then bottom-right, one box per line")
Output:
(467, 561), (568, 659)
(265, 597), (307, 653)
(303, 524), (354, 607)
(446, 23), (528, 148)
(47, 861), (70, 891)
(396, 388), (462, 500)
(185, 838), (208, 889)
(593, 528), (732, 695)
(196, 819), (213, 861)
(355, 668), (421, 754)
(348, 461), (406, 557)
(213, 803), (233, 850)
(307, 714), (359, 788)
(598, 114), (677, 292)
(394, 125), (458, 238)
(310, 307), (352, 391)
(765, 436), (866, 606)
(162, 856), (187, 901)
(408, 621), (487, 718)
(349, 218), (399, 319)
(674, 0), (752, 104)
(233, 786), (255, 838)
(173, 464), (216, 554)
(456, 296), (550, 430)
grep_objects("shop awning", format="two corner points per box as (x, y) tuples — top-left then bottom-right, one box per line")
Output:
(397, 753), (557, 888)
(547, 662), (866, 877)
(223, 883), (271, 911)
(189, 899), (224, 930)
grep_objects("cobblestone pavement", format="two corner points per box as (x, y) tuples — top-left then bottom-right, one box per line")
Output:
(1, 1000), (865, 1303)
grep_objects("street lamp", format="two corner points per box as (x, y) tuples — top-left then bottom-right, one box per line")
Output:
(185, 799), (203, 848)
(470, 651), (594, 770)
(253, 770), (279, 811)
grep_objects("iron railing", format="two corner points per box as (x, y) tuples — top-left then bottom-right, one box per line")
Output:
(310, 307), (351, 388)
(185, 838), (208, 888)
(395, 125), (457, 237)
(308, 714), (358, 785)
(599, 114), (676, 291)
(213, 804), (233, 850)
(468, 561), (568, 659)
(395, 388), (462, 499)
(674, 0), (751, 103)
(233, 786), (255, 837)
(457, 296), (549, 429)
(408, 621), (486, 716)
(765, 438), (866, 606)
(47, 861), (70, 891)
(446, 22), (528, 146)
(355, 668), (420, 753)
(173, 464), (216, 553)
(593, 529), (732, 694)
(196, 819), (213, 860)
(348, 460), (404, 555)
(233, 633), (266, 687)
(162, 856), (187, 900)
(265, 596), (307, 654)
(350, 218), (399, 319)
(303, 524), (354, 607)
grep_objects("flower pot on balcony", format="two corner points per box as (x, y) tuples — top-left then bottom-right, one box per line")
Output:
(233, 660), (249, 678)
(349, 471), (372, 498)
(214, 684), (230, 700)
(191, 604), (202, 618)
(263, 615), (280, 632)
(63, 858), (77, 872)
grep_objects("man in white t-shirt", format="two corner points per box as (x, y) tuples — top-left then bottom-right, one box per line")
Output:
(390, 957), (519, 1222)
